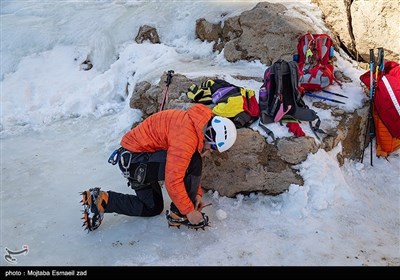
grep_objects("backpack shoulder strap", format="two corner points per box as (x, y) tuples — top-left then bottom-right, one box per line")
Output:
(288, 61), (301, 103)
(268, 60), (283, 116)
(275, 59), (283, 95)
(258, 121), (276, 142)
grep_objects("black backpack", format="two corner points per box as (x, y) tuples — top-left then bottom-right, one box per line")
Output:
(259, 59), (324, 139)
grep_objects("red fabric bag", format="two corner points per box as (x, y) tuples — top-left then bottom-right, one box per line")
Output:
(360, 61), (400, 138)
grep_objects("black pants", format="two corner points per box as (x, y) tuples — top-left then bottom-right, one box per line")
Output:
(105, 150), (202, 217)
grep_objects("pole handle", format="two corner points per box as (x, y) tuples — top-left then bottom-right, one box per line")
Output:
(165, 70), (174, 86)
(377, 47), (384, 71)
(369, 49), (375, 65)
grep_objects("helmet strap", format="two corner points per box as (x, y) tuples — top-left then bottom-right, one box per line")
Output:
(204, 126), (215, 145)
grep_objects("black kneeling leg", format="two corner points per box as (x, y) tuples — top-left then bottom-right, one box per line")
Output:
(105, 181), (163, 217)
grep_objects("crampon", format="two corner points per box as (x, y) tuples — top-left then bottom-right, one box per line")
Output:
(165, 210), (210, 231)
(80, 187), (108, 232)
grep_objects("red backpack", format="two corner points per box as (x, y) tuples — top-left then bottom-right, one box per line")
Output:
(296, 33), (337, 91)
(360, 61), (400, 138)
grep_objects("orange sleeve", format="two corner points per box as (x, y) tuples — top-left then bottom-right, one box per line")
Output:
(164, 117), (199, 214)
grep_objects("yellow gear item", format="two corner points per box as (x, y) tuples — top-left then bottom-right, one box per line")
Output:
(186, 84), (212, 104)
(212, 88), (256, 118)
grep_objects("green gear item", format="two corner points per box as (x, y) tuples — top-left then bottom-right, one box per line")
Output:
(186, 84), (213, 104)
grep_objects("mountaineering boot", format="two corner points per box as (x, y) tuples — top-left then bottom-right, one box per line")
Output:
(166, 207), (209, 230)
(81, 187), (108, 232)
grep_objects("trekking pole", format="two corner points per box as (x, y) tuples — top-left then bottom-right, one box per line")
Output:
(321, 89), (348, 98)
(361, 49), (376, 166)
(305, 92), (345, 104)
(368, 48), (385, 165)
(159, 70), (174, 111)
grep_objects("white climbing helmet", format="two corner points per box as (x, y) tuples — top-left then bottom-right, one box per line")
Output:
(205, 116), (237, 153)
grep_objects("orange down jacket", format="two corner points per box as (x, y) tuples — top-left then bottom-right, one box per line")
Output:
(120, 104), (213, 215)
(373, 107), (400, 157)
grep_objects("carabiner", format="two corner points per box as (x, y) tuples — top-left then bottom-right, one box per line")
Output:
(108, 148), (122, 165)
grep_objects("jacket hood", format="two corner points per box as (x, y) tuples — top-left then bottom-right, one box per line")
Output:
(187, 104), (213, 150)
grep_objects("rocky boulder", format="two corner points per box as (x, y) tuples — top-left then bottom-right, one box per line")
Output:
(196, 2), (318, 65)
(312, 0), (399, 63)
(135, 25), (161, 44)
